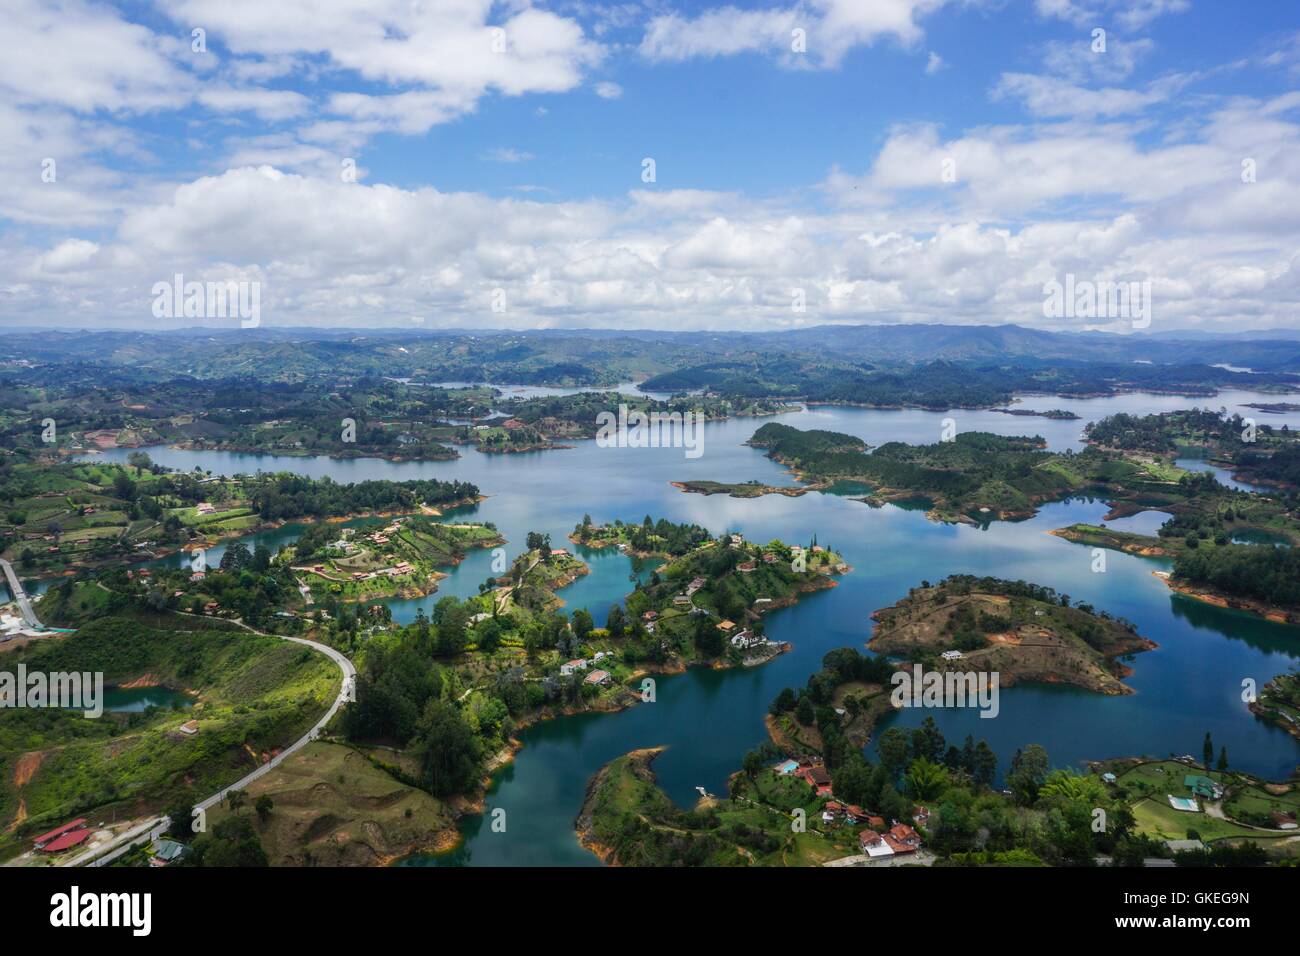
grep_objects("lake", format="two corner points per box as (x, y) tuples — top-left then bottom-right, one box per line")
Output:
(87, 388), (1300, 866)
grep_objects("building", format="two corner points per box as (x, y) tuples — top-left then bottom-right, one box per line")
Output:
(1183, 775), (1224, 800)
(730, 629), (766, 650)
(33, 818), (90, 853)
(641, 610), (658, 622)
(150, 839), (189, 866)
(560, 659), (588, 676)
(1269, 811), (1298, 830)
(673, 594), (691, 605)
(178, 719), (199, 735)
(1101, 772), (1117, 784)
(716, 619), (736, 633)
(883, 823), (921, 854)
(584, 669), (611, 686)
(940, 650), (963, 661)
(859, 829), (895, 859)
(195, 502), (215, 515)
(800, 765), (832, 796)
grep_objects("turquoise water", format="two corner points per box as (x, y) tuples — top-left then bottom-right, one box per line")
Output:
(86, 388), (1300, 865)
(101, 686), (193, 713)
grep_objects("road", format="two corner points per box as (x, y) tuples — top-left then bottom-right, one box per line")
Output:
(193, 630), (355, 814)
(68, 623), (355, 865)
(0, 558), (42, 628)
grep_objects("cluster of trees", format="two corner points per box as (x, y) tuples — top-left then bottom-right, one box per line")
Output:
(247, 474), (478, 521)
(1173, 543), (1300, 609)
(572, 514), (713, 556)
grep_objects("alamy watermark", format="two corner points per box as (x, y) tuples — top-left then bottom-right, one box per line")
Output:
(595, 404), (704, 459)
(152, 273), (261, 328)
(1, 665), (104, 718)
(1042, 274), (1150, 328)
(890, 664), (1000, 718)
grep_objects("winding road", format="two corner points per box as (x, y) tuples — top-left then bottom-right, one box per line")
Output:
(68, 619), (355, 866)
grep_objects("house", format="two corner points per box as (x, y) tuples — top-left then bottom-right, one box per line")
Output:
(859, 829), (894, 859)
(912, 806), (930, 828)
(673, 594), (691, 605)
(33, 818), (89, 853)
(550, 548), (569, 557)
(203, 602), (220, 615)
(685, 577), (706, 596)
(811, 544), (824, 553)
(584, 669), (611, 686)
(762, 553), (778, 564)
(195, 502), (215, 515)
(1101, 772), (1117, 784)
(866, 815), (886, 830)
(800, 765), (832, 795)
(716, 619), (736, 633)
(502, 418), (525, 430)
(190, 572), (206, 582)
(641, 610), (658, 622)
(560, 659), (588, 676)
(883, 823), (921, 854)
(844, 804), (867, 823)
(729, 534), (743, 546)
(178, 719), (199, 735)
(822, 801), (844, 823)
(150, 839), (188, 866)
(737, 561), (756, 573)
(1183, 775), (1224, 800)
(1269, 811), (1298, 830)
(1165, 838), (1205, 854)
(940, 650), (963, 661)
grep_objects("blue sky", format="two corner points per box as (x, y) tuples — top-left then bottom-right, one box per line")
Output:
(2, 0), (1299, 332)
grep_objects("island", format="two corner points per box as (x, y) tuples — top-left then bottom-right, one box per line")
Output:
(868, 576), (1155, 695)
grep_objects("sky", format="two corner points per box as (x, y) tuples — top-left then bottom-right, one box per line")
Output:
(2, 0), (1299, 334)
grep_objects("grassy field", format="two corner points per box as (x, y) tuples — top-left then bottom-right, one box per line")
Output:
(203, 741), (457, 866)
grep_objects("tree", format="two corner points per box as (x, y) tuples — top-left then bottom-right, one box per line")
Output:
(475, 617), (502, 653)
(742, 749), (764, 780)
(571, 608), (594, 643)
(1217, 746), (1229, 771)
(769, 687), (796, 715)
(877, 727), (912, 780)
(254, 795), (274, 822)
(606, 604), (626, 639)
(126, 451), (153, 474)
(1007, 745), (1049, 805)
(226, 789), (247, 814)
(794, 695), (815, 727)
(413, 700), (480, 797)
(905, 758), (949, 801)
(1203, 731), (1214, 769)
(186, 816), (267, 867)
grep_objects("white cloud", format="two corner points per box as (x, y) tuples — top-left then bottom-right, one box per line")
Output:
(640, 0), (956, 69)
(483, 147), (535, 163)
(1034, 0), (1190, 31)
(925, 51), (946, 74)
(594, 81), (623, 99)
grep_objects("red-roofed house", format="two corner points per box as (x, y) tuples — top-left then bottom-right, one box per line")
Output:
(883, 823), (921, 854)
(800, 765), (832, 795)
